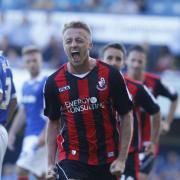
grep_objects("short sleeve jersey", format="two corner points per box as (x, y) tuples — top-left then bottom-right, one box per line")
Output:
(0, 55), (16, 124)
(141, 72), (178, 142)
(44, 60), (133, 165)
(124, 76), (160, 152)
(21, 75), (47, 136)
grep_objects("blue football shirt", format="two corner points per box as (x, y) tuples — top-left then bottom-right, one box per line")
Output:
(21, 75), (47, 136)
(0, 55), (16, 124)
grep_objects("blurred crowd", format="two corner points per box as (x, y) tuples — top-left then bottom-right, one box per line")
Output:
(0, 12), (179, 72)
(0, 0), (180, 15)
(0, 13), (66, 69)
(149, 151), (180, 180)
(0, 0), (147, 14)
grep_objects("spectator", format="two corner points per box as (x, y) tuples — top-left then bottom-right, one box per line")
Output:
(0, 13), (13, 41)
(6, 48), (22, 68)
(0, 35), (10, 55)
(160, 151), (180, 180)
(84, 0), (101, 11)
(155, 46), (174, 73)
(30, 14), (59, 49)
(53, 0), (71, 10)
(31, 0), (55, 10)
(174, 55), (180, 71)
(109, 0), (139, 14)
(136, 0), (147, 13)
(43, 35), (65, 68)
(8, 15), (32, 47)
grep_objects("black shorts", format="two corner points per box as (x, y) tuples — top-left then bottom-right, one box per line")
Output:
(139, 152), (155, 175)
(55, 159), (117, 180)
(121, 151), (139, 180)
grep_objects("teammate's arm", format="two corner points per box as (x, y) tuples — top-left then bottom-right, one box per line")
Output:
(150, 111), (161, 143)
(162, 97), (178, 133)
(138, 85), (161, 153)
(109, 69), (133, 176)
(163, 98), (178, 132)
(157, 79), (178, 132)
(8, 107), (26, 150)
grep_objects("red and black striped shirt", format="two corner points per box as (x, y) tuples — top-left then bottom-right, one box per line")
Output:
(141, 72), (178, 143)
(44, 60), (132, 165)
(124, 76), (160, 152)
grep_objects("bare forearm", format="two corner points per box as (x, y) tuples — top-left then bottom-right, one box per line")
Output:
(9, 108), (25, 135)
(5, 98), (17, 127)
(0, 92), (2, 101)
(119, 111), (133, 162)
(151, 111), (161, 144)
(37, 125), (47, 147)
(166, 99), (178, 125)
(47, 120), (59, 166)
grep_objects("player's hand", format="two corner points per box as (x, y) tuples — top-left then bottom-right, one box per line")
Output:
(145, 142), (155, 155)
(8, 132), (16, 151)
(161, 121), (170, 135)
(110, 158), (125, 178)
(46, 165), (57, 180)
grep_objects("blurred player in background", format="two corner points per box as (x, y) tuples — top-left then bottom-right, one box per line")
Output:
(8, 46), (47, 180)
(126, 45), (178, 180)
(0, 54), (17, 179)
(44, 21), (133, 180)
(101, 43), (161, 180)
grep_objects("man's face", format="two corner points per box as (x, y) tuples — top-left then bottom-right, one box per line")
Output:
(63, 28), (92, 66)
(24, 52), (42, 76)
(126, 51), (146, 76)
(103, 47), (124, 70)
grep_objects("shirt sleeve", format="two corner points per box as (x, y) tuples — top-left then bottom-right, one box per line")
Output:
(137, 85), (160, 115)
(109, 68), (133, 115)
(156, 79), (178, 101)
(43, 76), (61, 121)
(10, 71), (16, 99)
(0, 63), (3, 94)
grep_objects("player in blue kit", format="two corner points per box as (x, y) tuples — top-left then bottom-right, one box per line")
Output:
(8, 46), (47, 180)
(0, 53), (17, 179)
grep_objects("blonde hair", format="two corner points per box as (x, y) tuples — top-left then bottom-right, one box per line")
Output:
(22, 45), (41, 55)
(62, 21), (92, 36)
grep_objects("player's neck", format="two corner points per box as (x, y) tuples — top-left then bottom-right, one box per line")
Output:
(127, 72), (144, 82)
(68, 57), (96, 75)
(30, 72), (40, 80)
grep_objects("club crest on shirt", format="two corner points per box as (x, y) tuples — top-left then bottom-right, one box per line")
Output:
(96, 77), (107, 91)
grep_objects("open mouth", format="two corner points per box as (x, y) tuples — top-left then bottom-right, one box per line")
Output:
(71, 51), (80, 61)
